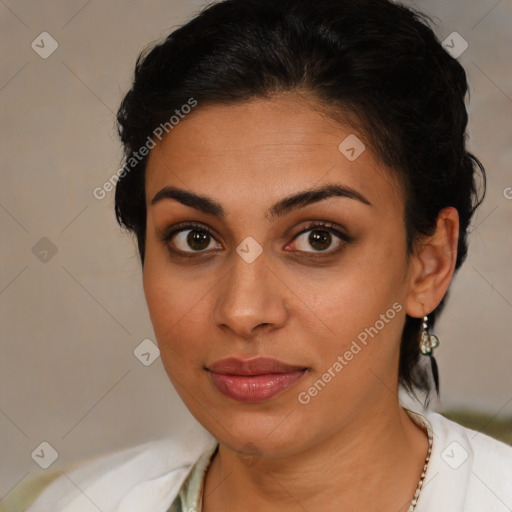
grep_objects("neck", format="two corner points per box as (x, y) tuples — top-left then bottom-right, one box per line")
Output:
(202, 399), (428, 512)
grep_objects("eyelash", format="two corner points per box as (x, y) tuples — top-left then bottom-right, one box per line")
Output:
(159, 221), (352, 259)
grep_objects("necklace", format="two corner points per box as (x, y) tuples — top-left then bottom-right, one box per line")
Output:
(407, 424), (433, 511)
(199, 426), (433, 511)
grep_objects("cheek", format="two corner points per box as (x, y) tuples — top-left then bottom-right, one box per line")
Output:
(312, 280), (403, 360)
(142, 254), (212, 367)
(298, 281), (405, 417)
(308, 240), (408, 362)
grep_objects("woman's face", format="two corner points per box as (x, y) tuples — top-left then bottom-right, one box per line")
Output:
(143, 94), (415, 457)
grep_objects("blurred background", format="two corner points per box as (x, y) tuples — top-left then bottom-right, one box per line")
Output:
(1, 0), (511, 508)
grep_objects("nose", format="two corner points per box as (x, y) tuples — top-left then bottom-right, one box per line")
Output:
(212, 249), (289, 340)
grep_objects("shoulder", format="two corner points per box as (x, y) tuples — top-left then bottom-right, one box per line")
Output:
(427, 410), (512, 470)
(411, 409), (512, 511)
(18, 425), (215, 512)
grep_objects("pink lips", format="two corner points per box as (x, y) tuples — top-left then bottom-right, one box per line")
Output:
(207, 357), (307, 403)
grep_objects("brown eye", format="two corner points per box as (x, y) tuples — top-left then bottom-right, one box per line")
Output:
(308, 230), (332, 251)
(163, 225), (222, 254)
(186, 230), (211, 251)
(292, 226), (345, 253)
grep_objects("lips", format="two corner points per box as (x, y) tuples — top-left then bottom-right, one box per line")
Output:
(208, 357), (306, 375)
(207, 357), (308, 403)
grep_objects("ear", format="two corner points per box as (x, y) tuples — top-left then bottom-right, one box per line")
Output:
(405, 207), (459, 318)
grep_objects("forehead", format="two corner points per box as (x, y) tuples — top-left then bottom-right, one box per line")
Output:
(144, 94), (403, 212)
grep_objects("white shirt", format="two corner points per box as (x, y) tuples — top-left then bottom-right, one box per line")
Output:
(24, 409), (512, 512)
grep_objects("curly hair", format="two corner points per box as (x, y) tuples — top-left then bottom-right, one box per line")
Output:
(115, 0), (485, 400)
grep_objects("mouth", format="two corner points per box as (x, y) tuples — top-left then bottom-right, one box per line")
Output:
(207, 357), (308, 403)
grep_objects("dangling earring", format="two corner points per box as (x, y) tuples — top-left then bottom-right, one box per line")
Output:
(419, 315), (440, 355)
(420, 315), (440, 395)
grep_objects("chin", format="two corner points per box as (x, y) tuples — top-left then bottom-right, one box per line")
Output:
(195, 399), (311, 457)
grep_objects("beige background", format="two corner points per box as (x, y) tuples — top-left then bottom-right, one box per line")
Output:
(1, 0), (511, 502)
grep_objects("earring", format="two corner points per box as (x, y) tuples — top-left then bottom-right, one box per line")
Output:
(419, 315), (440, 355)
(420, 315), (440, 395)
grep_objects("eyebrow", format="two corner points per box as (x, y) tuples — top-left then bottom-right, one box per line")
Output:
(151, 183), (372, 221)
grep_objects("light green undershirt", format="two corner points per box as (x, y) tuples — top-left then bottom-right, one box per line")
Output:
(167, 440), (219, 512)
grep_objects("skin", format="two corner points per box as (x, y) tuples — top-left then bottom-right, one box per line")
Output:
(143, 93), (459, 512)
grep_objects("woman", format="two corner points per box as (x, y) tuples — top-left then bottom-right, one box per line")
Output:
(23, 0), (512, 511)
